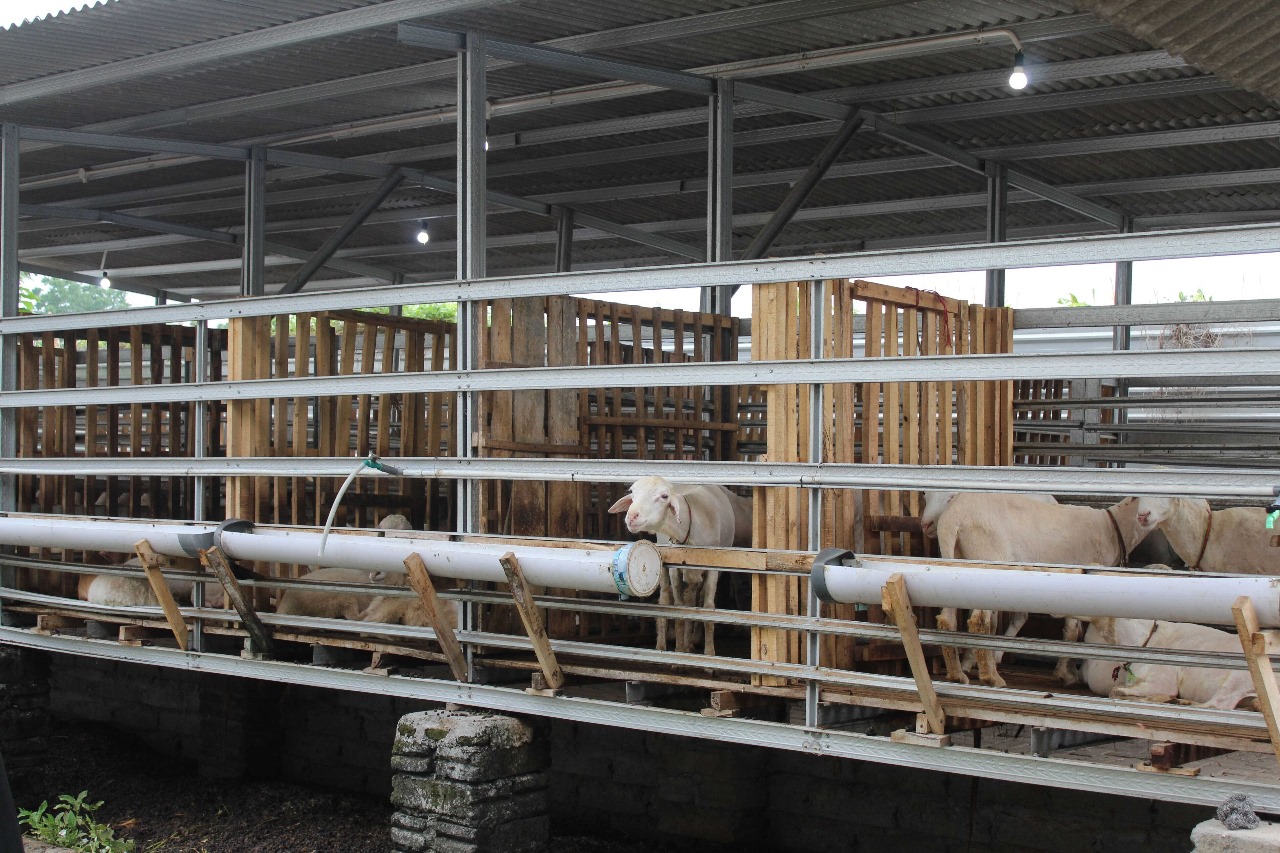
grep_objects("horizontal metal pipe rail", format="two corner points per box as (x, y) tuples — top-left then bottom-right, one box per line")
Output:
(5, 548), (1276, 674)
(2, 224), (1279, 335)
(0, 348), (1277, 410)
(1, 459), (1276, 499)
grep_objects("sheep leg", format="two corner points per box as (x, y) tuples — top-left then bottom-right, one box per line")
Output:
(936, 607), (969, 684)
(1054, 617), (1084, 686)
(968, 609), (1006, 688)
(656, 568), (673, 652)
(671, 569), (694, 654)
(700, 570), (719, 657)
(993, 611), (1029, 664)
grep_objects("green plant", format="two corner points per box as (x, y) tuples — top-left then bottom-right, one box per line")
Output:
(18, 790), (136, 853)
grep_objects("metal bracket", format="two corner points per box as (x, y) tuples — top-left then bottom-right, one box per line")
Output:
(810, 548), (856, 604)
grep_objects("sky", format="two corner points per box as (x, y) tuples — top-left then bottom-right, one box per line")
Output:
(589, 250), (1279, 316)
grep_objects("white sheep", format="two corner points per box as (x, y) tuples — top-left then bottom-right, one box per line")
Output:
(274, 514), (415, 621)
(934, 493), (1148, 688)
(608, 476), (749, 656)
(77, 557), (225, 609)
(359, 592), (460, 632)
(1082, 616), (1272, 710)
(920, 490), (1056, 539)
(1136, 496), (1280, 574)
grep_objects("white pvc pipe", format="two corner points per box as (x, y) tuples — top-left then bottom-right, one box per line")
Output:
(814, 558), (1280, 628)
(0, 516), (662, 598)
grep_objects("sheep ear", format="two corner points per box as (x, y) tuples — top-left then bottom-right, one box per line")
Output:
(607, 495), (633, 514)
(669, 497), (682, 526)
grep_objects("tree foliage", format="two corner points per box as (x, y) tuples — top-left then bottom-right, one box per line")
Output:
(21, 274), (129, 315)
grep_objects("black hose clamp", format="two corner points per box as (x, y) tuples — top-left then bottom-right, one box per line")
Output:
(810, 548), (856, 604)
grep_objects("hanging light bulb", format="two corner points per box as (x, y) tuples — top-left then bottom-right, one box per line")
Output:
(415, 220), (430, 244)
(99, 271), (111, 288)
(1008, 51), (1028, 90)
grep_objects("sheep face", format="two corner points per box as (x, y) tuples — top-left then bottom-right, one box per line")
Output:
(1136, 496), (1207, 531)
(608, 476), (681, 536)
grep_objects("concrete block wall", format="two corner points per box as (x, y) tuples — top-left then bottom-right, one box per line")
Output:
(42, 653), (1216, 851)
(0, 646), (50, 786)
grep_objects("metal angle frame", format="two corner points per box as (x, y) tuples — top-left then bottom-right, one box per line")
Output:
(2, 222), (1279, 335)
(1, 347), (1277, 408)
(3, 628), (1278, 813)
(0, 0), (518, 107)
(1015, 298), (1280, 329)
(11, 17), (1134, 195)
(0, 459), (1276, 500)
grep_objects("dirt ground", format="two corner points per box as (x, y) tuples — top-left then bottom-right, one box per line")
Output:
(10, 718), (671, 853)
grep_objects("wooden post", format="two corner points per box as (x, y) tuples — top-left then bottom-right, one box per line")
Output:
(1232, 595), (1280, 766)
(498, 551), (565, 692)
(200, 546), (274, 658)
(403, 553), (469, 683)
(134, 539), (189, 651)
(882, 573), (947, 736)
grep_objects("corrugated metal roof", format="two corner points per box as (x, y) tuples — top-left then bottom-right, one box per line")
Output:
(0, 0), (1277, 300)
(1074, 0), (1280, 105)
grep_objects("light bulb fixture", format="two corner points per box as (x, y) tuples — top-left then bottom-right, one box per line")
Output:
(415, 220), (430, 244)
(1008, 51), (1028, 90)
(98, 250), (111, 287)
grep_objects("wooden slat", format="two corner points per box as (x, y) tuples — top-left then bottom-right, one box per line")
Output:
(201, 546), (274, 657)
(882, 573), (945, 734)
(499, 551), (565, 691)
(403, 553), (469, 682)
(135, 539), (189, 651)
(1233, 595), (1280, 767)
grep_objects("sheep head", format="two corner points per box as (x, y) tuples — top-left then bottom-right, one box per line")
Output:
(378, 513), (412, 531)
(608, 476), (681, 535)
(1135, 496), (1206, 530)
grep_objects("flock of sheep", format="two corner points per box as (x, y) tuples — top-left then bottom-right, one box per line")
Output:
(607, 476), (1279, 713)
(77, 514), (460, 636)
(71, 477), (1279, 713)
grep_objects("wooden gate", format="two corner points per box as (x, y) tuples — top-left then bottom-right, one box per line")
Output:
(751, 279), (1014, 681)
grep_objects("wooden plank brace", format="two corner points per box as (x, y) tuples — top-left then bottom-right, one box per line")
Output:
(1232, 595), (1280, 767)
(403, 552), (470, 683)
(499, 551), (565, 692)
(134, 538), (189, 651)
(200, 546), (274, 658)
(882, 572), (948, 736)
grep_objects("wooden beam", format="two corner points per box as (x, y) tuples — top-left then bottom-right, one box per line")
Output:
(1232, 595), (1280, 767)
(402, 552), (469, 683)
(498, 551), (565, 691)
(200, 546), (274, 657)
(134, 538), (189, 651)
(882, 572), (947, 736)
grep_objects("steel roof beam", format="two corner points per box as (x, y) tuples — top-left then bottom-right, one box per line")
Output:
(859, 111), (1126, 228)
(400, 23), (855, 122)
(0, 0), (519, 107)
(17, 202), (397, 283)
(13, 16), (1116, 194)
(743, 112), (867, 260)
(18, 0), (907, 150)
(16, 261), (178, 301)
(280, 170), (405, 293)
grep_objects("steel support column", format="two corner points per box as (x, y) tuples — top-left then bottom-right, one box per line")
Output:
(0, 124), (17, 602)
(702, 78), (734, 314)
(986, 162), (1008, 307)
(241, 145), (266, 297)
(457, 32), (487, 679)
(1114, 217), (1135, 352)
(554, 206), (573, 273)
